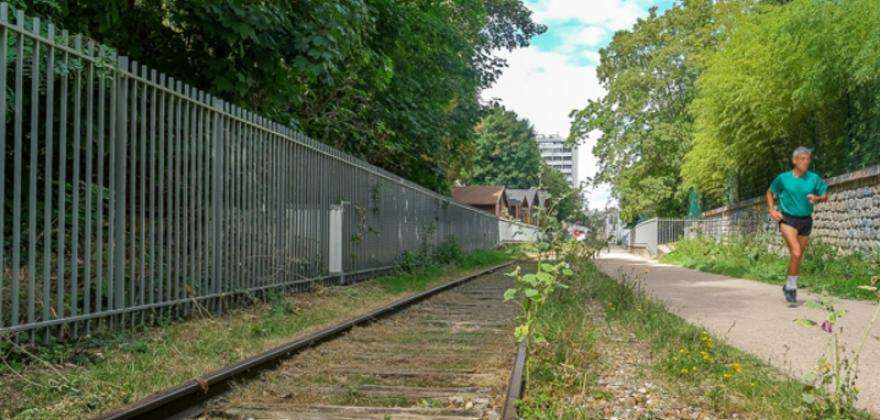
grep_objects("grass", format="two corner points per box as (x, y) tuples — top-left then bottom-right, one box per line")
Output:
(0, 247), (515, 419)
(517, 257), (869, 419)
(661, 233), (880, 299)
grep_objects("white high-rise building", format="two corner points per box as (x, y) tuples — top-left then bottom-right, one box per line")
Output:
(536, 133), (578, 187)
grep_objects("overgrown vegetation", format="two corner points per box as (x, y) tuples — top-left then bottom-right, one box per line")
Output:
(662, 234), (880, 299)
(572, 0), (880, 220)
(794, 278), (880, 419)
(517, 251), (868, 418)
(12, 0), (545, 192)
(0, 246), (515, 419)
(685, 0), (880, 201)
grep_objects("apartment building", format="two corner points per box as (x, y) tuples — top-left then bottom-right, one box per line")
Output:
(536, 133), (578, 187)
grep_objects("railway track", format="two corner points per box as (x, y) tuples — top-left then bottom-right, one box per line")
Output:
(102, 262), (527, 420)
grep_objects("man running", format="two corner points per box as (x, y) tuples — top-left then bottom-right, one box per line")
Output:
(766, 146), (828, 304)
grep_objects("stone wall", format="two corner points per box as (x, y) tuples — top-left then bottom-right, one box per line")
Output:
(702, 165), (880, 253)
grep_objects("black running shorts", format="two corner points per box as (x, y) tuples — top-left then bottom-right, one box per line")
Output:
(779, 213), (813, 236)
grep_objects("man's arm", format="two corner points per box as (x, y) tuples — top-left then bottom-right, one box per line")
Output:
(808, 177), (829, 204)
(807, 193), (828, 204)
(766, 189), (783, 221)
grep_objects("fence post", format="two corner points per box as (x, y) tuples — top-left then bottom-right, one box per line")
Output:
(112, 56), (128, 309)
(328, 204), (343, 277)
(211, 98), (224, 309)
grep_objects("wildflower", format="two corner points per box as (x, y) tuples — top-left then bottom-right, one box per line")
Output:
(679, 347), (688, 354)
(730, 362), (742, 373)
(723, 372), (732, 380)
(680, 368), (689, 374)
(821, 321), (833, 333)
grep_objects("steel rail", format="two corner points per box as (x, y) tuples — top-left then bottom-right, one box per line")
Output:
(502, 339), (528, 420)
(97, 261), (515, 420)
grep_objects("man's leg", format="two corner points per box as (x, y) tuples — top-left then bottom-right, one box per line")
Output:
(780, 224), (802, 302)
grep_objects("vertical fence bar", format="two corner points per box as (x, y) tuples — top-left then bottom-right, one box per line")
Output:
(157, 74), (166, 310)
(95, 49), (107, 319)
(70, 35), (83, 333)
(164, 78), (173, 314)
(138, 65), (148, 321)
(55, 29), (68, 325)
(172, 80), (182, 311)
(12, 8), (22, 331)
(148, 69), (157, 312)
(127, 62), (137, 325)
(113, 56), (128, 310)
(41, 23), (55, 338)
(180, 85), (190, 311)
(197, 92), (206, 300)
(211, 98), (223, 310)
(84, 40), (95, 330)
(27, 17), (42, 338)
(0, 4), (8, 329)
(107, 50), (117, 315)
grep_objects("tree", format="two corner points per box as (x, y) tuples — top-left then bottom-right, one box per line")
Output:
(464, 106), (543, 189)
(540, 163), (583, 223)
(20, 0), (545, 192)
(568, 0), (748, 222)
(684, 0), (880, 201)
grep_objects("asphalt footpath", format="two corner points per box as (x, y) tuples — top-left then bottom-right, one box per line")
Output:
(596, 249), (880, 415)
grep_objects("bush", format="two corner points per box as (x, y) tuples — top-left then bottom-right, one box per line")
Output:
(432, 238), (463, 265)
(662, 234), (879, 299)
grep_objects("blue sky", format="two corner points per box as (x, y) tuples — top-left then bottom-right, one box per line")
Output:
(481, 0), (676, 209)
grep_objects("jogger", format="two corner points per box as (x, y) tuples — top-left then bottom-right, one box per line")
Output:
(765, 147), (828, 304)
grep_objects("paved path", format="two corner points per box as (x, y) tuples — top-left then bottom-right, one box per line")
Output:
(596, 250), (880, 414)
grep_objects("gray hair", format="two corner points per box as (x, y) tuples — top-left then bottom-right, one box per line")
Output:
(792, 146), (812, 159)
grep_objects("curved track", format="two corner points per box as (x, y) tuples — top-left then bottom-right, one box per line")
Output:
(101, 263), (524, 420)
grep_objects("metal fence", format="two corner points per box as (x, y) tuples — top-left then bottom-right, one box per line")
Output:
(0, 5), (500, 341)
(629, 216), (773, 255)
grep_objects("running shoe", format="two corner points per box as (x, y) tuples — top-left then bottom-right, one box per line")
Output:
(783, 285), (797, 304)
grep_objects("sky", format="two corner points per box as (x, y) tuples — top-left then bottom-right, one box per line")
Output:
(481, 0), (675, 210)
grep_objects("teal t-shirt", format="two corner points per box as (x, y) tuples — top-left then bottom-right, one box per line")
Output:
(769, 170), (828, 217)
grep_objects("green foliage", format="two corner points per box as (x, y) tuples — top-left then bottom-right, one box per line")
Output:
(394, 237), (493, 274)
(539, 163), (583, 222)
(518, 258), (813, 418)
(685, 0), (880, 201)
(794, 283), (879, 419)
(431, 238), (464, 265)
(463, 106), (543, 189)
(662, 234), (880, 299)
(504, 262), (572, 343)
(20, 0), (545, 192)
(570, 0), (748, 222)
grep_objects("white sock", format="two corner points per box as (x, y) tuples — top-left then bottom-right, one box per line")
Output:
(786, 276), (798, 290)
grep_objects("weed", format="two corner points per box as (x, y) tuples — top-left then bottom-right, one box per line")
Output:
(663, 234), (879, 299)
(519, 257), (831, 418)
(794, 277), (880, 419)
(0, 247), (514, 418)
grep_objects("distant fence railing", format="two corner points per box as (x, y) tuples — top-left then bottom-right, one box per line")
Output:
(0, 5), (500, 340)
(629, 217), (773, 255)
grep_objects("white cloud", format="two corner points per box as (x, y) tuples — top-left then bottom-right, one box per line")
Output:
(482, 48), (602, 137)
(482, 0), (669, 209)
(481, 47), (612, 207)
(567, 26), (608, 47)
(529, 0), (646, 31)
